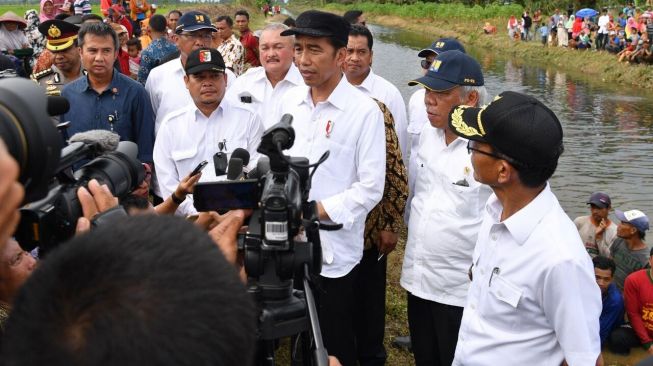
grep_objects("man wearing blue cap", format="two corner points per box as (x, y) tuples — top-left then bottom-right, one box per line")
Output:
(447, 91), (601, 365)
(405, 38), (466, 223)
(278, 10), (386, 365)
(400, 50), (491, 366)
(611, 209), (650, 291)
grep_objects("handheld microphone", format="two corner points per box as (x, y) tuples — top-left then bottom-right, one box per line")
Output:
(68, 129), (120, 153)
(46, 96), (70, 116)
(226, 158), (243, 180)
(247, 157), (270, 180)
(231, 147), (250, 167)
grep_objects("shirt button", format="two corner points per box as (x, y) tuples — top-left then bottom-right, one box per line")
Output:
(470, 303), (476, 310)
(479, 268), (485, 275)
(497, 291), (503, 297)
(491, 235), (498, 241)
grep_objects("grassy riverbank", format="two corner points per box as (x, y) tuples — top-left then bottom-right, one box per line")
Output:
(320, 2), (653, 90)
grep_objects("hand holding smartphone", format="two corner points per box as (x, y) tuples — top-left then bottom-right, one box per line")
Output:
(190, 160), (208, 177)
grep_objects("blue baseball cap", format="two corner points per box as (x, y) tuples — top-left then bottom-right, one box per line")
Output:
(587, 192), (611, 209)
(175, 11), (216, 34)
(417, 38), (466, 57)
(408, 50), (483, 91)
(615, 209), (650, 234)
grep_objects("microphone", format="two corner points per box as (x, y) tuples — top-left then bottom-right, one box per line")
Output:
(226, 158), (243, 180)
(68, 129), (120, 153)
(231, 147), (250, 167)
(47, 96), (70, 116)
(247, 157), (270, 180)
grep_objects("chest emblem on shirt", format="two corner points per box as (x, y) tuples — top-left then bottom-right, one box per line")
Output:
(325, 120), (334, 138)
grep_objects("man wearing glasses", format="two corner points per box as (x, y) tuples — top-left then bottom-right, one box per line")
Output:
(400, 50), (491, 366)
(448, 91), (601, 365)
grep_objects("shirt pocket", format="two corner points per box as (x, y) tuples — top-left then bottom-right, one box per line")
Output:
(448, 180), (480, 217)
(480, 274), (523, 330)
(171, 147), (198, 178)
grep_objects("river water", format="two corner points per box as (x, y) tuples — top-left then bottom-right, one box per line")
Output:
(368, 23), (653, 220)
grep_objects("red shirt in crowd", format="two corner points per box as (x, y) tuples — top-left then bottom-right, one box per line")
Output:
(240, 28), (260, 67)
(624, 269), (653, 346)
(116, 48), (130, 76)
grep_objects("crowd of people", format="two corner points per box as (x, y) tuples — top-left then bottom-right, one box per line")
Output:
(0, 3), (652, 366)
(501, 4), (653, 64)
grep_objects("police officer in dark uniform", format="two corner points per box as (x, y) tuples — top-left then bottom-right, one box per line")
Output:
(31, 19), (83, 96)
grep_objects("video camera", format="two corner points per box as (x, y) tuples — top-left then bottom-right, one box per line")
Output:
(239, 114), (339, 366)
(0, 78), (144, 255)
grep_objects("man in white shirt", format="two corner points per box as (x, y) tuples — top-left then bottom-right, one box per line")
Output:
(153, 48), (263, 216)
(344, 24), (408, 159)
(597, 8), (610, 50)
(448, 91), (602, 366)
(225, 23), (303, 129)
(278, 10), (385, 365)
(405, 38), (466, 223)
(145, 10), (235, 135)
(400, 50), (491, 366)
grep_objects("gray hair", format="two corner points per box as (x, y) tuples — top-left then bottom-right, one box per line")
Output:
(261, 23), (294, 43)
(78, 22), (119, 51)
(460, 85), (489, 107)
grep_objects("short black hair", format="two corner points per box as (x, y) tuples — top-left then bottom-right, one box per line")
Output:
(283, 16), (296, 27)
(216, 15), (233, 27)
(1, 215), (257, 366)
(593, 255), (616, 276)
(81, 13), (103, 23)
(120, 194), (150, 212)
(168, 9), (182, 18)
(349, 24), (373, 50)
(235, 9), (250, 20)
(126, 38), (142, 50)
(78, 22), (119, 52)
(343, 10), (363, 24)
(149, 14), (167, 33)
(497, 144), (564, 188)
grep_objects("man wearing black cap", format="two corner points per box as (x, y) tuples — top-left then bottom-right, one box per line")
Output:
(277, 10), (386, 365)
(574, 191), (618, 258)
(447, 91), (601, 365)
(400, 50), (491, 366)
(405, 38), (466, 223)
(145, 10), (235, 135)
(31, 18), (83, 96)
(153, 48), (263, 216)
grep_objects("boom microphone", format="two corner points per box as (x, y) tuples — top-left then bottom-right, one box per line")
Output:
(68, 130), (120, 153)
(46, 96), (70, 116)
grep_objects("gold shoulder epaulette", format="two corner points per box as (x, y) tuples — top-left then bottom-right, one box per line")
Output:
(31, 68), (54, 80)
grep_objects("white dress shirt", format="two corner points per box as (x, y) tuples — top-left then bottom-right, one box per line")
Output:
(279, 76), (386, 278)
(400, 126), (492, 307)
(453, 185), (602, 366)
(145, 57), (236, 135)
(225, 63), (304, 129)
(153, 99), (263, 216)
(352, 69), (408, 161)
(405, 88), (428, 222)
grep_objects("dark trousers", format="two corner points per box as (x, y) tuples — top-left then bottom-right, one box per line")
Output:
(596, 33), (607, 49)
(608, 325), (641, 355)
(316, 266), (360, 366)
(353, 247), (388, 366)
(407, 293), (463, 366)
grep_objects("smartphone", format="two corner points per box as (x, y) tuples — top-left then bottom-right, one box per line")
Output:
(190, 160), (208, 177)
(193, 179), (259, 212)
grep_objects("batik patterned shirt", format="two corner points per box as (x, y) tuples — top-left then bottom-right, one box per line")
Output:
(137, 37), (178, 85)
(217, 34), (245, 76)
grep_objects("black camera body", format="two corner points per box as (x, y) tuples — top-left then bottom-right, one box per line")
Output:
(0, 78), (144, 256)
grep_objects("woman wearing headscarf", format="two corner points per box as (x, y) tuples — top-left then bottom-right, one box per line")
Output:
(39, 0), (55, 22)
(0, 11), (29, 54)
(24, 9), (45, 68)
(565, 14), (575, 40)
(557, 14), (568, 47)
(626, 17), (637, 39)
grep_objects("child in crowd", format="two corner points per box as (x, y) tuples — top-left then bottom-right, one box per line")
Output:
(538, 22), (549, 45)
(73, 0), (92, 15)
(126, 38), (141, 80)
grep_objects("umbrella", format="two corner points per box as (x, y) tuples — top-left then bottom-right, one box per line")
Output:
(576, 8), (598, 18)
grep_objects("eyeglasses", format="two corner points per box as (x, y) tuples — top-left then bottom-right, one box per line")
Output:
(179, 32), (213, 41)
(466, 141), (526, 167)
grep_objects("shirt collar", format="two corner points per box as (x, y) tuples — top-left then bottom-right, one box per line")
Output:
(192, 98), (227, 120)
(82, 68), (121, 95)
(486, 183), (555, 245)
(298, 73), (349, 111)
(357, 68), (375, 94)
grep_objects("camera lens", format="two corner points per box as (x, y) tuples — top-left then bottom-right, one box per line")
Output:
(75, 141), (145, 197)
(0, 78), (62, 203)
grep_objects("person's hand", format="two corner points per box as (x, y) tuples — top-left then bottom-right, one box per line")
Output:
(174, 172), (202, 201)
(194, 211), (221, 231)
(378, 230), (399, 255)
(75, 179), (119, 233)
(595, 218), (607, 237)
(0, 140), (24, 248)
(207, 209), (251, 265)
(328, 356), (342, 366)
(647, 345), (653, 356)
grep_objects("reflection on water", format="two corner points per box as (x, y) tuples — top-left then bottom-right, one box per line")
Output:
(369, 24), (653, 219)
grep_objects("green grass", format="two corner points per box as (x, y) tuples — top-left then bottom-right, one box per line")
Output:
(325, 2), (524, 21)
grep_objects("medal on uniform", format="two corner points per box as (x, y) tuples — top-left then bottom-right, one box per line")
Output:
(46, 85), (56, 91)
(325, 120), (334, 138)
